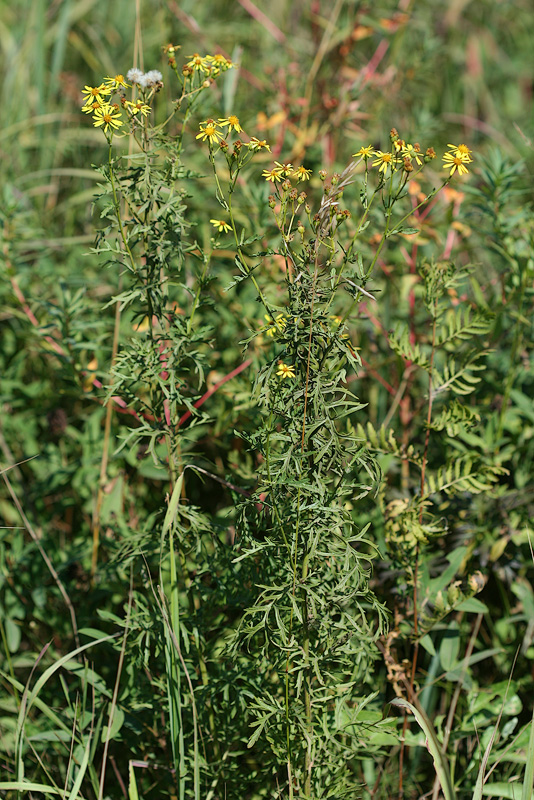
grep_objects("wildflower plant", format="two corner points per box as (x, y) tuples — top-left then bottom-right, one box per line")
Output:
(68, 47), (491, 800)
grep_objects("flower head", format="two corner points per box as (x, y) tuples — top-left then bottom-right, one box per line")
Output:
(104, 74), (129, 90)
(447, 143), (473, 161)
(186, 53), (212, 73)
(196, 119), (223, 144)
(372, 150), (398, 174)
(401, 142), (422, 166)
(274, 161), (293, 178)
(82, 100), (103, 115)
(143, 70), (163, 87)
(206, 54), (233, 71)
(276, 362), (295, 379)
(125, 100), (151, 117)
(81, 84), (111, 107)
(126, 68), (144, 84)
(218, 115), (242, 133)
(210, 219), (232, 233)
(264, 314), (287, 337)
(248, 137), (271, 152)
(92, 103), (124, 132)
(442, 151), (470, 177)
(353, 145), (374, 159)
(293, 165), (312, 181)
(262, 166), (284, 183)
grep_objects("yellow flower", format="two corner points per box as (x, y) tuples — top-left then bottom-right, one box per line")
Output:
(353, 145), (374, 159)
(206, 54), (233, 70)
(274, 161), (293, 177)
(210, 219), (232, 233)
(196, 120), (223, 143)
(81, 84), (111, 106)
(262, 167), (284, 183)
(264, 314), (287, 336)
(447, 143), (473, 161)
(248, 137), (271, 152)
(125, 100), (151, 117)
(442, 152), (470, 177)
(372, 150), (398, 174)
(186, 53), (212, 73)
(104, 74), (130, 90)
(276, 362), (295, 379)
(92, 103), (124, 132)
(218, 115), (242, 133)
(82, 99), (103, 115)
(401, 143), (423, 165)
(293, 165), (312, 181)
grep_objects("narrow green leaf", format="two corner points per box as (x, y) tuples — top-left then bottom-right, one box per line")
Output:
(391, 698), (456, 800)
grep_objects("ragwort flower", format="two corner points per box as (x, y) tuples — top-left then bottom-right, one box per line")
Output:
(92, 103), (124, 133)
(125, 100), (151, 117)
(210, 219), (232, 233)
(186, 53), (212, 73)
(447, 143), (473, 161)
(81, 84), (111, 107)
(196, 119), (223, 144)
(218, 115), (242, 133)
(353, 145), (374, 159)
(442, 151), (470, 177)
(104, 74), (130, 90)
(276, 362), (295, 379)
(264, 314), (287, 337)
(262, 166), (284, 183)
(248, 137), (271, 152)
(293, 166), (312, 181)
(372, 150), (398, 174)
(401, 143), (423, 165)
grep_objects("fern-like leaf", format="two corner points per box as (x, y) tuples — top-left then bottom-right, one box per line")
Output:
(436, 307), (493, 347)
(425, 457), (507, 496)
(356, 422), (423, 467)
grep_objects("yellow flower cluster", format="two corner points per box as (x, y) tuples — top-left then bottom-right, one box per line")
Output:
(261, 162), (312, 183)
(81, 74), (157, 134)
(81, 78), (128, 132)
(184, 53), (233, 77)
(352, 140), (425, 174)
(196, 118), (272, 152)
(352, 138), (473, 178)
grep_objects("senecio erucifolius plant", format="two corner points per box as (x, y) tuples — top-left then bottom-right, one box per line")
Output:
(82, 51), (477, 798)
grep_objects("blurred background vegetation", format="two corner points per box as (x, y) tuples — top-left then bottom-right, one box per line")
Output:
(1, 0), (534, 797)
